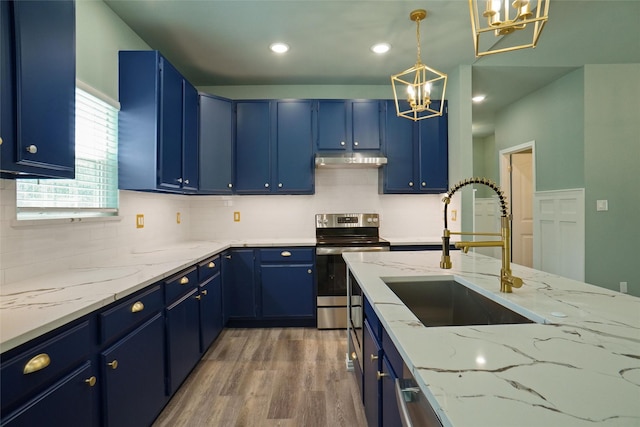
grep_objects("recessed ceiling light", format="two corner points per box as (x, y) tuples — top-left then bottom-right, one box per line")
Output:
(472, 95), (486, 103)
(371, 43), (391, 54)
(269, 42), (290, 54)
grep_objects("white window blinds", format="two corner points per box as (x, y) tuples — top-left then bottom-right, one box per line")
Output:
(16, 87), (119, 219)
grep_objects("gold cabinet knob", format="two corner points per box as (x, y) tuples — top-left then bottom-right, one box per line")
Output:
(370, 354), (378, 363)
(208, 261), (215, 268)
(228, 183), (233, 188)
(408, 181), (414, 187)
(354, 141), (359, 146)
(107, 360), (118, 370)
(0, 136), (3, 145)
(131, 301), (144, 313)
(26, 144), (38, 154)
(85, 376), (97, 387)
(23, 353), (51, 374)
(225, 255), (232, 259)
(376, 371), (388, 381)
(351, 352), (357, 360)
(307, 269), (312, 274)
(340, 141), (346, 146)
(179, 276), (189, 285)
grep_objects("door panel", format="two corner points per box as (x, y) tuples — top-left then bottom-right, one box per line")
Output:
(511, 151), (533, 267)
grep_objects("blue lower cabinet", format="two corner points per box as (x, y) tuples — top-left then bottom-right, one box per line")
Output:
(1, 362), (96, 427)
(261, 263), (314, 318)
(223, 249), (258, 321)
(363, 320), (381, 427)
(101, 314), (166, 427)
(199, 272), (223, 352)
(166, 289), (202, 395)
(381, 357), (402, 427)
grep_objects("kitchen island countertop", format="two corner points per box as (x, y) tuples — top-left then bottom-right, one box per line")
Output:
(343, 250), (640, 427)
(0, 239), (315, 353)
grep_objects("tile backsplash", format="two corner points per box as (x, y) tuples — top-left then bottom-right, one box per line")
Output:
(0, 169), (458, 285)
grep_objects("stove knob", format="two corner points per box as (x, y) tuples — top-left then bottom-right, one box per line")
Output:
(373, 217), (378, 223)
(367, 218), (373, 223)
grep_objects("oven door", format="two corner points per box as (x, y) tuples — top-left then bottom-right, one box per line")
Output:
(316, 252), (348, 329)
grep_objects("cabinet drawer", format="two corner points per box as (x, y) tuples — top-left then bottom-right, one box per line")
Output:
(260, 247), (314, 263)
(198, 255), (220, 282)
(1, 321), (92, 411)
(164, 267), (197, 303)
(99, 285), (163, 344)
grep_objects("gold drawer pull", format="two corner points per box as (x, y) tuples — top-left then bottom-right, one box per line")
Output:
(131, 301), (144, 313)
(370, 354), (378, 363)
(179, 276), (189, 285)
(85, 376), (97, 387)
(281, 251), (292, 257)
(23, 353), (51, 374)
(376, 371), (388, 381)
(208, 261), (215, 268)
(107, 360), (118, 370)
(201, 290), (208, 296)
(195, 295), (202, 300)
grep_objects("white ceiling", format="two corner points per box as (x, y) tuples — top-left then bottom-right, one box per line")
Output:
(104, 0), (640, 137)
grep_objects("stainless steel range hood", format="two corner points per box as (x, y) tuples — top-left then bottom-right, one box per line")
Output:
(315, 153), (387, 168)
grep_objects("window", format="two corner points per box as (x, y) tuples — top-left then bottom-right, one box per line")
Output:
(16, 86), (119, 219)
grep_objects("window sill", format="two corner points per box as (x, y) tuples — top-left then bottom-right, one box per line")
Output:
(11, 215), (123, 228)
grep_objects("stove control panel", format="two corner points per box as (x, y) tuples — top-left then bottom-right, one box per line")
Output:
(316, 213), (379, 228)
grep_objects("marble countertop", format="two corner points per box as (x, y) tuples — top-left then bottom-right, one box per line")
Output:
(343, 250), (640, 427)
(0, 239), (315, 353)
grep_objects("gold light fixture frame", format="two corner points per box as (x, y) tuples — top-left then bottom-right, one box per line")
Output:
(469, 0), (550, 57)
(391, 9), (447, 121)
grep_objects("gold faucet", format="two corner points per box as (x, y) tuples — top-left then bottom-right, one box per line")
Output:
(439, 178), (523, 293)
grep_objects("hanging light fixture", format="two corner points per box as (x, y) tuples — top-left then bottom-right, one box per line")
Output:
(391, 9), (447, 122)
(469, 0), (550, 57)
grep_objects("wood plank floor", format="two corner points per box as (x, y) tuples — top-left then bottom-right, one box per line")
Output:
(153, 328), (367, 427)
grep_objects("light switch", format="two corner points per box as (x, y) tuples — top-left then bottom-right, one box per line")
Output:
(136, 214), (144, 228)
(596, 200), (608, 211)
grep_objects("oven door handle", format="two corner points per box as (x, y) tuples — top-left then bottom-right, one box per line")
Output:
(316, 246), (390, 255)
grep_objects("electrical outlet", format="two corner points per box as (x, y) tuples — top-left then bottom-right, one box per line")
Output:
(451, 210), (457, 221)
(234, 211), (241, 222)
(596, 200), (608, 211)
(136, 214), (144, 228)
(176, 212), (181, 224)
(620, 281), (628, 294)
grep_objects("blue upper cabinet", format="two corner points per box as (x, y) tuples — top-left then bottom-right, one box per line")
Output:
(317, 100), (382, 152)
(118, 51), (198, 193)
(382, 100), (448, 194)
(198, 94), (234, 194)
(275, 100), (314, 194)
(0, 0), (75, 179)
(234, 101), (271, 194)
(234, 100), (314, 195)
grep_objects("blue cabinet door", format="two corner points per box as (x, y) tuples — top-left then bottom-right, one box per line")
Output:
(261, 264), (314, 318)
(383, 101), (416, 192)
(0, 0), (75, 178)
(181, 81), (198, 193)
(317, 100), (347, 150)
(351, 100), (382, 150)
(166, 289), (202, 394)
(381, 357), (402, 427)
(418, 101), (449, 192)
(223, 249), (257, 319)
(198, 94), (234, 194)
(1, 362), (96, 427)
(276, 100), (314, 194)
(235, 101), (271, 193)
(158, 57), (184, 191)
(101, 314), (166, 427)
(199, 272), (223, 352)
(363, 319), (382, 427)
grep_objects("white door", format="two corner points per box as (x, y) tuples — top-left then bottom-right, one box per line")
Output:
(511, 151), (533, 267)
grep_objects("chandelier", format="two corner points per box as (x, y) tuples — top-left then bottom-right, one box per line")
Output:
(469, 0), (550, 57)
(391, 10), (447, 121)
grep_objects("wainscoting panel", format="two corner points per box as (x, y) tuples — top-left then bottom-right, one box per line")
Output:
(533, 189), (585, 281)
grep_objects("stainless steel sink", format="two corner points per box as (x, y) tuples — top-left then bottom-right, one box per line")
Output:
(384, 278), (536, 326)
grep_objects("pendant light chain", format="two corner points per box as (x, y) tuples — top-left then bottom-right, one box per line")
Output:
(415, 17), (422, 65)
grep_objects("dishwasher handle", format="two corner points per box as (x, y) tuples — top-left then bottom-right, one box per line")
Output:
(395, 378), (415, 427)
